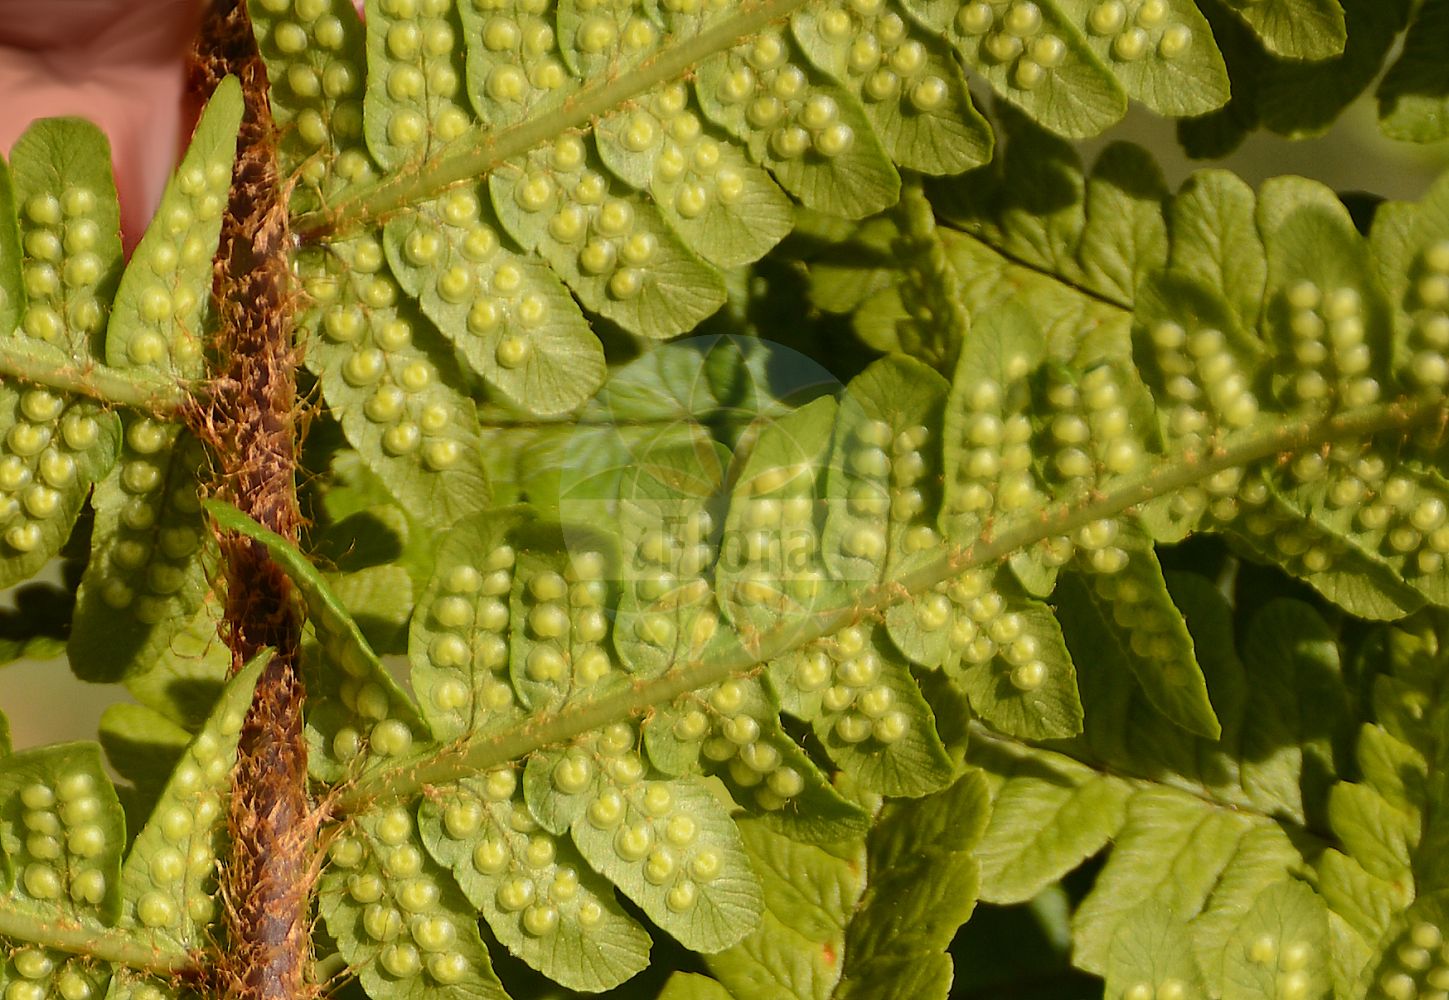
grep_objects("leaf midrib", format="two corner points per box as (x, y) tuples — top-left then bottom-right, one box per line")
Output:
(947, 224), (1136, 316)
(966, 723), (1335, 852)
(0, 904), (194, 977)
(0, 338), (193, 413)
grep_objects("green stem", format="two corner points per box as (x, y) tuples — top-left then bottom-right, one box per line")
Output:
(338, 396), (1448, 812)
(0, 908), (195, 976)
(0, 342), (194, 413)
(292, 0), (809, 239)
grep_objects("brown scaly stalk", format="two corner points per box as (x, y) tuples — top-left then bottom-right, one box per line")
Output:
(188, 3), (314, 999)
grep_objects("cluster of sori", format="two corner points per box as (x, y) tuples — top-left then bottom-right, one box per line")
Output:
(329, 807), (484, 985)
(1043, 365), (1145, 490)
(93, 420), (204, 623)
(254, 0), (373, 193)
(624, 505), (718, 655)
(610, 83), (752, 226)
(513, 552), (614, 691)
(545, 727), (723, 916)
(1147, 320), (1260, 442)
(125, 713), (243, 936)
(461, 767), (588, 932)
(0, 391), (100, 555)
(266, 0), (363, 141)
(787, 626), (913, 743)
(473, 0), (569, 112)
(957, 0), (1192, 92)
(374, 0), (471, 147)
(565, 0), (663, 68)
(1, 948), (101, 1000)
(420, 552), (519, 720)
(814, 0), (954, 112)
(14, 775), (111, 910)
(122, 710), (252, 944)
(319, 239), (463, 471)
(411, 745), (654, 989)
(710, 30), (858, 163)
(948, 363), (1043, 521)
(1280, 281), (1382, 411)
(1406, 240), (1449, 391)
(725, 466), (825, 614)
(304, 235), (481, 518)
(510, 135), (662, 303)
(1237, 436), (1449, 584)
(113, 161), (230, 372)
(1371, 920), (1449, 1000)
(1081, 0), (1193, 64)
(16, 188), (110, 349)
(686, 678), (810, 811)
(839, 417), (939, 562)
(957, 0), (1070, 90)
(1229, 930), (1316, 1000)
(907, 570), (1053, 692)
(320, 599), (420, 764)
(399, 199), (543, 371)
(1131, 271), (1449, 586)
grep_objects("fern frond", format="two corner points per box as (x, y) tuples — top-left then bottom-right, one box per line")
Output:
(1314, 615), (1449, 996)
(968, 580), (1339, 995)
(1180, 0), (1408, 158)
(0, 118), (126, 589)
(216, 114), (1449, 977)
(242, 0), (1237, 463)
(0, 82), (241, 683)
(2, 4), (1446, 997)
(319, 807), (511, 1000)
(418, 769), (652, 991)
(296, 237), (493, 531)
(1376, 0), (1449, 143)
(823, 118), (1449, 624)
(1217, 0), (1347, 60)
(702, 770), (989, 1000)
(0, 658), (267, 997)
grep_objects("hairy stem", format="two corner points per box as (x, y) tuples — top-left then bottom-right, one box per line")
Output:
(339, 396), (1449, 811)
(190, 3), (311, 999)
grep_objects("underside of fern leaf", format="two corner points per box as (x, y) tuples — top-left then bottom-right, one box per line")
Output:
(5, 1), (1449, 1000)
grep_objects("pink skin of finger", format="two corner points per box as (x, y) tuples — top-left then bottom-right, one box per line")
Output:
(0, 1), (369, 251)
(0, 0), (201, 252)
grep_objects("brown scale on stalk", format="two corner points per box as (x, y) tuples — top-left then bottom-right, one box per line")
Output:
(188, 2), (317, 999)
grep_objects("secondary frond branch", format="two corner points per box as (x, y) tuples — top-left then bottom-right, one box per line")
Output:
(290, 0), (810, 239)
(339, 393), (1449, 812)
